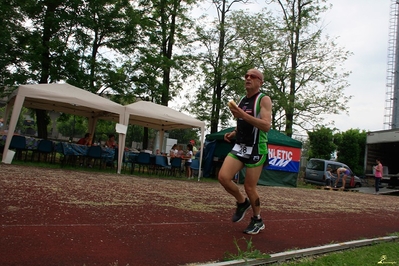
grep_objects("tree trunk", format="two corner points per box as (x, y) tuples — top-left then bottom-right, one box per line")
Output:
(37, 1), (59, 139)
(210, 0), (227, 134)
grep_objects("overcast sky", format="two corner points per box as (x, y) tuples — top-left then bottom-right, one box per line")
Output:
(186, 0), (393, 135)
(320, 0), (392, 133)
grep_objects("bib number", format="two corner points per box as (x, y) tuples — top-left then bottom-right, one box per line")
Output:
(232, 144), (253, 159)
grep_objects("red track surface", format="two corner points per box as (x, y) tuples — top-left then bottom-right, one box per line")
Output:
(1, 165), (399, 266)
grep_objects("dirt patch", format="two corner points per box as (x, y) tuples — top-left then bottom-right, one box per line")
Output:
(1, 164), (399, 265)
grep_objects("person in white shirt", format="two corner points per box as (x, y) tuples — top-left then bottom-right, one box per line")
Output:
(183, 143), (193, 178)
(169, 144), (178, 158)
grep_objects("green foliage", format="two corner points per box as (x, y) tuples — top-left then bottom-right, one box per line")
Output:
(223, 237), (270, 261)
(126, 125), (144, 144)
(94, 120), (118, 143)
(192, 1), (351, 136)
(2, 0), (354, 142)
(307, 127), (366, 175)
(168, 128), (200, 145)
(0, 0), (31, 91)
(56, 115), (149, 147)
(307, 126), (336, 160)
(0, 106), (35, 134)
(335, 129), (367, 175)
(56, 114), (88, 139)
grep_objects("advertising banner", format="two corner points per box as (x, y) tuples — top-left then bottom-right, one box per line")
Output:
(266, 144), (301, 173)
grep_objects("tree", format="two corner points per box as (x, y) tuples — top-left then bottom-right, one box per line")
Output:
(192, 0), (253, 133)
(56, 114), (88, 140)
(3, 0), (144, 139)
(122, 0), (196, 148)
(307, 126), (336, 160)
(168, 128), (199, 145)
(241, 0), (352, 137)
(71, 0), (141, 94)
(0, 0), (31, 94)
(191, 0), (351, 136)
(13, 0), (82, 139)
(334, 129), (366, 175)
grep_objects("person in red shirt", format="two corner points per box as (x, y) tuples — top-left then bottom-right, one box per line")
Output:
(77, 133), (92, 146)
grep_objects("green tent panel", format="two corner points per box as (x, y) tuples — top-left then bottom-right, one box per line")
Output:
(239, 168), (299, 187)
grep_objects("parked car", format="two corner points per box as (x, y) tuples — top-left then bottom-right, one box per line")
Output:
(304, 158), (362, 188)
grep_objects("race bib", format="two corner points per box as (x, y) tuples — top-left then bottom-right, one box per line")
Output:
(232, 144), (253, 159)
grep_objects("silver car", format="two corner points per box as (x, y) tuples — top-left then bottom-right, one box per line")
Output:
(304, 158), (362, 188)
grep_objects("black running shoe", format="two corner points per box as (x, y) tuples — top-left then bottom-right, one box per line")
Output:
(244, 216), (265, 235)
(232, 198), (251, 222)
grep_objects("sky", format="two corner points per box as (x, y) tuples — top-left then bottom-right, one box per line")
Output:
(181, 0), (394, 135)
(320, 0), (392, 133)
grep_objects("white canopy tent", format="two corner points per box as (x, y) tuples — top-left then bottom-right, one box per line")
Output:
(1, 84), (206, 178)
(1, 83), (126, 169)
(122, 101), (205, 179)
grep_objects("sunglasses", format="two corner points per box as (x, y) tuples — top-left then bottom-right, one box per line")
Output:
(244, 74), (261, 81)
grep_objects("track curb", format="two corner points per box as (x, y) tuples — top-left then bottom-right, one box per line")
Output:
(197, 236), (399, 266)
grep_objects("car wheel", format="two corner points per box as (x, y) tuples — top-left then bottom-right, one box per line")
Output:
(355, 182), (362, 188)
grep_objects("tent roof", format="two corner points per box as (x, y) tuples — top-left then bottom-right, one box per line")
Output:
(206, 127), (302, 148)
(122, 100), (206, 180)
(124, 101), (205, 131)
(7, 83), (124, 121)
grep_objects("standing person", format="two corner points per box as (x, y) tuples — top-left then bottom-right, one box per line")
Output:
(325, 167), (334, 188)
(189, 140), (198, 159)
(177, 145), (184, 158)
(334, 167), (351, 188)
(218, 68), (272, 235)
(374, 159), (383, 194)
(183, 143), (193, 178)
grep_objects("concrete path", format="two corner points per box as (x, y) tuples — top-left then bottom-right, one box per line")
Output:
(348, 185), (399, 195)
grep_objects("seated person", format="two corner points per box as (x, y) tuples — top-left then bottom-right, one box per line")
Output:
(77, 133), (92, 146)
(105, 134), (117, 149)
(169, 144), (178, 158)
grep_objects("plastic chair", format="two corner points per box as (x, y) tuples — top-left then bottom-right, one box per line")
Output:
(128, 153), (138, 174)
(104, 148), (118, 170)
(154, 155), (171, 175)
(114, 149), (135, 174)
(9, 135), (28, 161)
(86, 145), (103, 169)
(190, 158), (201, 180)
(170, 157), (182, 177)
(137, 152), (151, 173)
(31, 139), (53, 163)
